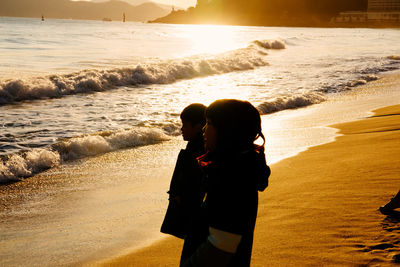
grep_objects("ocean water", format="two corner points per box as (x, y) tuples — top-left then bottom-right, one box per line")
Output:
(1, 16), (400, 266)
(1, 17), (399, 182)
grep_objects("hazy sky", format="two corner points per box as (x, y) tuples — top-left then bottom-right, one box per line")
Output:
(154, 0), (196, 8)
(87, 0), (197, 8)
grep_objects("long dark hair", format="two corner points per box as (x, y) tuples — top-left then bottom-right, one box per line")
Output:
(206, 99), (264, 152)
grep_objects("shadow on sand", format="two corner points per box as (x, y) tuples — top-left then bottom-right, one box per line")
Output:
(382, 210), (400, 233)
(380, 210), (400, 264)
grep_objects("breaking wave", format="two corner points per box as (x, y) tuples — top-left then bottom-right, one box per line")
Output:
(257, 92), (326, 115)
(253, 39), (286, 50)
(318, 74), (379, 93)
(0, 127), (169, 182)
(388, 55), (400, 60)
(257, 71), (385, 115)
(0, 40), (285, 105)
(0, 149), (60, 182)
(263, 73), (381, 114)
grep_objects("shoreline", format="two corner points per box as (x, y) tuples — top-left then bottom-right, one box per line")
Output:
(1, 72), (399, 266)
(96, 103), (400, 266)
(262, 70), (400, 165)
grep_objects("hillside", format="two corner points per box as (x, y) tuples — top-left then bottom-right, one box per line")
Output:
(151, 0), (368, 27)
(0, 0), (170, 22)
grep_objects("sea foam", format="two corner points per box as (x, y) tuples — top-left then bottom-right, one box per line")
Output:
(257, 92), (326, 114)
(253, 39), (286, 50)
(318, 74), (379, 93)
(0, 127), (169, 182)
(0, 149), (60, 182)
(0, 40), (284, 105)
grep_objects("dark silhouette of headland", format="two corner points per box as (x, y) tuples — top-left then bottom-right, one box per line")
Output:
(150, 0), (400, 28)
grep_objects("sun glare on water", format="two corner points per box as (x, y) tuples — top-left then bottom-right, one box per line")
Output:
(182, 24), (243, 55)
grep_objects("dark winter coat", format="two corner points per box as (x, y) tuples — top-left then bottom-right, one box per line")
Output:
(183, 145), (270, 267)
(160, 135), (205, 239)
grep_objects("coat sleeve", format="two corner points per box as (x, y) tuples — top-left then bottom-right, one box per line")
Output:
(168, 149), (186, 196)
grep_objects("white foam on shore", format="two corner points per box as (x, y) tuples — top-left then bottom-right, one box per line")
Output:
(257, 92), (326, 114)
(0, 70), (388, 182)
(0, 149), (60, 181)
(0, 127), (169, 182)
(262, 70), (400, 165)
(253, 39), (286, 50)
(55, 127), (169, 161)
(317, 74), (380, 93)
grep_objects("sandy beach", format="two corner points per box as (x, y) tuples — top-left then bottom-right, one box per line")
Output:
(1, 17), (400, 267)
(98, 103), (400, 266)
(1, 73), (399, 267)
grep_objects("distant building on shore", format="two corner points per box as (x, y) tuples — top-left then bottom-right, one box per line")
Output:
(333, 0), (400, 24)
(368, 0), (400, 11)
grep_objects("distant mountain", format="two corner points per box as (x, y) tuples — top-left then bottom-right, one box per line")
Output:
(0, 0), (171, 22)
(151, 0), (368, 27)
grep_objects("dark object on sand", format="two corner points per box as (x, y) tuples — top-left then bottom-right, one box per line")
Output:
(393, 253), (400, 263)
(379, 189), (400, 215)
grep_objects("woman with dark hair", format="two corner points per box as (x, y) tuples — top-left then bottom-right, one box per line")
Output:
(182, 99), (271, 267)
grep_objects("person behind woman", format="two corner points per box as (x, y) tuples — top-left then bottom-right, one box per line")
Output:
(161, 103), (207, 240)
(182, 99), (271, 267)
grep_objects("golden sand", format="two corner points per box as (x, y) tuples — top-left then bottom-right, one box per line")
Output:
(98, 105), (400, 266)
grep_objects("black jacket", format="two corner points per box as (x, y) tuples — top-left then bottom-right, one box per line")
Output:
(160, 135), (205, 239)
(184, 145), (270, 267)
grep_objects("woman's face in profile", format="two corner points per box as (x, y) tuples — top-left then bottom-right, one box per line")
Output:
(203, 120), (217, 152)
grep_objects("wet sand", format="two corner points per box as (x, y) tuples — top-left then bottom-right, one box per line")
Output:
(0, 140), (183, 266)
(98, 104), (400, 266)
